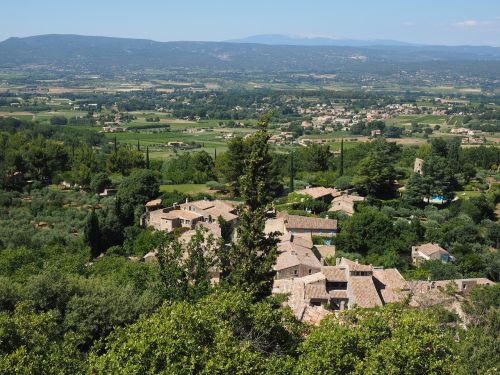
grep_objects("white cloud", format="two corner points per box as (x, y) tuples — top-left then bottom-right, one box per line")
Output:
(456, 19), (480, 27)
(455, 19), (496, 28)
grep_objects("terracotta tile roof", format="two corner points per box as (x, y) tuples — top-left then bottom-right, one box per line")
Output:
(315, 245), (336, 260)
(305, 285), (330, 300)
(349, 276), (383, 308)
(372, 268), (409, 304)
(279, 232), (314, 249)
(145, 198), (162, 207)
(329, 290), (348, 299)
(332, 194), (365, 204)
(163, 209), (203, 220)
(321, 266), (347, 282)
(180, 199), (239, 213)
(413, 243), (449, 257)
(339, 257), (373, 272)
(329, 195), (364, 215)
(297, 186), (341, 199)
(301, 272), (326, 285)
(300, 306), (331, 325)
(180, 200), (214, 210)
(204, 207), (238, 222)
(272, 279), (295, 294)
(275, 243), (322, 270)
(279, 213), (337, 231)
(265, 218), (286, 234)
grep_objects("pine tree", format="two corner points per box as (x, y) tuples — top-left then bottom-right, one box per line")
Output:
(84, 208), (102, 259)
(221, 114), (280, 300)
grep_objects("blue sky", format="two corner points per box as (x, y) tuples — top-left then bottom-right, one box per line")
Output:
(1, 0), (499, 45)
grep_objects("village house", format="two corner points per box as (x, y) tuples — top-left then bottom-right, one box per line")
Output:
(102, 125), (125, 133)
(272, 258), (409, 323)
(143, 221), (222, 283)
(409, 277), (495, 311)
(145, 199), (239, 233)
(410, 277), (494, 297)
(461, 136), (485, 145)
(296, 186), (341, 204)
(329, 194), (365, 216)
(273, 233), (323, 279)
(411, 243), (451, 265)
(167, 141), (188, 148)
(266, 212), (337, 238)
(414, 158), (424, 175)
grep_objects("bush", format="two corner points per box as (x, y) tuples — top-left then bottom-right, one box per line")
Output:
(50, 116), (68, 125)
(206, 181), (226, 192)
(334, 175), (353, 190)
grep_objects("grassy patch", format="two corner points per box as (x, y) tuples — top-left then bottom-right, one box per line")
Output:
(160, 184), (211, 195)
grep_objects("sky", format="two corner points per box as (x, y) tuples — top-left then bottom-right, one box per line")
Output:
(1, 0), (499, 46)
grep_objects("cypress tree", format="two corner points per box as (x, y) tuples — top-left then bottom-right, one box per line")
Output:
(84, 208), (102, 259)
(289, 149), (295, 192)
(340, 137), (344, 176)
(137, 139), (140, 151)
(221, 113), (279, 300)
(113, 136), (117, 154)
(146, 146), (150, 169)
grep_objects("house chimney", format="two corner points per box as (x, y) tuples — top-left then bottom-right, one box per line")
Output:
(185, 198), (189, 204)
(355, 259), (359, 264)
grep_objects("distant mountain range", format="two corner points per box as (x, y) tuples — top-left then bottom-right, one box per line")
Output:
(0, 34), (499, 74)
(226, 34), (417, 47)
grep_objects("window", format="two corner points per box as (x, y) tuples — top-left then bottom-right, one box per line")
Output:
(294, 269), (298, 276)
(308, 269), (312, 275)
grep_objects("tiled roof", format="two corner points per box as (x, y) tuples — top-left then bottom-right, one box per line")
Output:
(321, 266), (347, 282)
(275, 243), (322, 270)
(180, 199), (239, 213)
(372, 268), (409, 304)
(332, 194), (365, 203)
(339, 257), (373, 272)
(272, 279), (295, 294)
(265, 218), (286, 234)
(329, 195), (364, 215)
(349, 276), (383, 308)
(279, 232), (314, 249)
(180, 200), (214, 210)
(204, 207), (238, 222)
(301, 272), (326, 285)
(329, 290), (348, 299)
(145, 198), (162, 207)
(305, 284), (330, 300)
(414, 243), (449, 257)
(163, 210), (203, 220)
(300, 306), (331, 325)
(279, 213), (337, 231)
(315, 245), (336, 260)
(297, 186), (341, 199)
